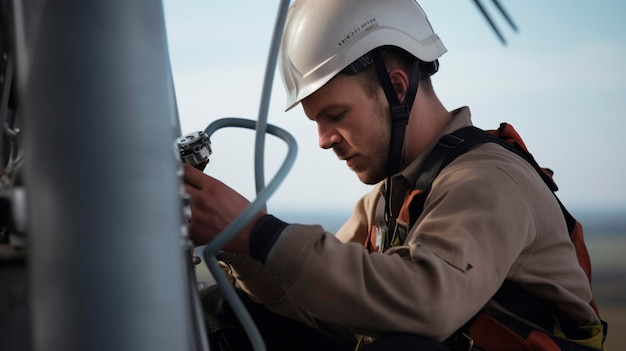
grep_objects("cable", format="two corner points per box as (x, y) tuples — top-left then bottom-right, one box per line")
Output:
(253, 0), (291, 205)
(206, 256), (265, 350)
(472, 0), (519, 45)
(472, 0), (506, 45)
(202, 118), (297, 256)
(196, 1), (294, 350)
(491, 0), (518, 32)
(199, 119), (296, 351)
(186, 244), (211, 351)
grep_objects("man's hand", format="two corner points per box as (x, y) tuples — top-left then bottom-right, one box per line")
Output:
(182, 164), (265, 254)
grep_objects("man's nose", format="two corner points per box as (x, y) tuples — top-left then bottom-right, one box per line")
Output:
(318, 124), (341, 149)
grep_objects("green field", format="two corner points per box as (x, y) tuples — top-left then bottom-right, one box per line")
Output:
(587, 236), (626, 350)
(596, 304), (625, 351)
(587, 236), (626, 270)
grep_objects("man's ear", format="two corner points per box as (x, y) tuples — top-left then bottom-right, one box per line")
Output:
(388, 68), (410, 104)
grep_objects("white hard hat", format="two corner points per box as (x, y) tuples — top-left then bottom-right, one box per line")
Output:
(279, 0), (447, 111)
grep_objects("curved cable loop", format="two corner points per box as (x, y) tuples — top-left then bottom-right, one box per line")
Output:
(202, 117), (297, 255)
(198, 117), (297, 351)
(205, 256), (265, 351)
(196, 1), (292, 350)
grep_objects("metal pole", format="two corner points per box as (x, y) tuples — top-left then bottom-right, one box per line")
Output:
(13, 0), (194, 350)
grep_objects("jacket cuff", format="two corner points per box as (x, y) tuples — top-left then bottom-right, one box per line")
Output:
(249, 214), (289, 264)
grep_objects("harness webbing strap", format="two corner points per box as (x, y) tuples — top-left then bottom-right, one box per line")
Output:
(462, 312), (601, 351)
(404, 124), (607, 349)
(493, 280), (588, 340)
(372, 49), (418, 248)
(409, 125), (554, 226)
(372, 49), (407, 181)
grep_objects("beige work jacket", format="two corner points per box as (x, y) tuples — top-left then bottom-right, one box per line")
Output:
(224, 107), (600, 341)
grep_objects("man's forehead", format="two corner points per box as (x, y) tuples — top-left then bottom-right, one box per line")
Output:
(301, 74), (362, 117)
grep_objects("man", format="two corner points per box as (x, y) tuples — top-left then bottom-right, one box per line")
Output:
(183, 0), (605, 350)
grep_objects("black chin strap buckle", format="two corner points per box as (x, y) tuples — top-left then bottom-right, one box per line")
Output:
(391, 104), (410, 127)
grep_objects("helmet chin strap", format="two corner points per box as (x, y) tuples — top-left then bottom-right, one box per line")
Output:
(371, 49), (422, 244)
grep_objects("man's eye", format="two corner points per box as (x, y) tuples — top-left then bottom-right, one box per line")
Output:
(328, 112), (345, 121)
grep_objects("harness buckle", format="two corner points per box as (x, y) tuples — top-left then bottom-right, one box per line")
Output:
(460, 333), (474, 351)
(446, 332), (474, 351)
(391, 104), (410, 126)
(438, 134), (464, 149)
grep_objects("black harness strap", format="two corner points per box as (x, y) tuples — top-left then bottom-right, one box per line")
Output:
(493, 280), (589, 341)
(406, 125), (604, 348)
(371, 49), (421, 247)
(408, 126), (509, 227)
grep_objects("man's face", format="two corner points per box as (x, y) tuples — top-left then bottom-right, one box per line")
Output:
(302, 73), (390, 185)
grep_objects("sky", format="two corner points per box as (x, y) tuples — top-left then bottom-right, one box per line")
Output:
(162, 0), (626, 217)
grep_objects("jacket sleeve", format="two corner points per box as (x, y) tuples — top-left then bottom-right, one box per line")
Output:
(226, 183), (383, 325)
(221, 252), (320, 327)
(262, 147), (541, 340)
(220, 185), (379, 331)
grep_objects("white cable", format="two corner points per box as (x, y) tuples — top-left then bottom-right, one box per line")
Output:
(197, 1), (293, 350)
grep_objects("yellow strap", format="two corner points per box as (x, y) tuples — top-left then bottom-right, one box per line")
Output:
(552, 323), (605, 350)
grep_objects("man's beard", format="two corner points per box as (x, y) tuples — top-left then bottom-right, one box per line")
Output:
(337, 139), (389, 185)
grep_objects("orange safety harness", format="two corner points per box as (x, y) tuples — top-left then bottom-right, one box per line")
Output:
(368, 123), (608, 351)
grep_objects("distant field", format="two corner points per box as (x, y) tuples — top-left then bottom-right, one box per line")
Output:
(587, 236), (626, 271)
(589, 237), (626, 350)
(596, 304), (626, 351)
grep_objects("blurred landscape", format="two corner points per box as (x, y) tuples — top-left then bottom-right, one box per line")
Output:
(573, 208), (626, 350)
